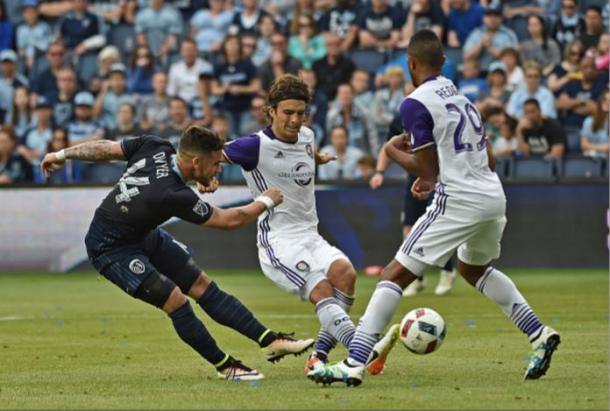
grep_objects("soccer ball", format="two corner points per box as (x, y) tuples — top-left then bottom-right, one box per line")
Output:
(399, 307), (446, 354)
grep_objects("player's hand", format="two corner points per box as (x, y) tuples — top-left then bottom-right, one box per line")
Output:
(369, 172), (384, 189)
(316, 152), (337, 165)
(40, 152), (65, 178)
(262, 187), (283, 206)
(411, 177), (436, 200)
(197, 177), (220, 193)
(387, 133), (411, 152)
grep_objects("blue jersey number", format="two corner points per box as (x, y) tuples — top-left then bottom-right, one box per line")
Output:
(445, 102), (486, 153)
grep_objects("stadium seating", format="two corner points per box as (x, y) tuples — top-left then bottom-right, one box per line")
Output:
(512, 157), (555, 179)
(562, 156), (604, 178)
(494, 156), (513, 179)
(564, 126), (582, 154)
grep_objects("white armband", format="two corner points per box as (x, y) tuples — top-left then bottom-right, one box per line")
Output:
(255, 195), (276, 210)
(56, 149), (66, 161)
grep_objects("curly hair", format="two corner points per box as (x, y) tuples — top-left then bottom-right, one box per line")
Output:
(266, 74), (311, 109)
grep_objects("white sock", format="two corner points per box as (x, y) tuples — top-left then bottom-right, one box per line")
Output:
(315, 298), (355, 348)
(313, 289), (355, 357)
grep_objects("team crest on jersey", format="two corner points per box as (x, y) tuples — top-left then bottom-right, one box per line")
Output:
(305, 144), (313, 158)
(193, 200), (209, 217)
(129, 259), (146, 275)
(296, 261), (310, 272)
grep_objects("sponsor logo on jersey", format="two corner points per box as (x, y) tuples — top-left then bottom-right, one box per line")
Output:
(193, 200), (209, 217)
(296, 260), (310, 272)
(305, 144), (313, 158)
(274, 151), (285, 159)
(278, 162), (314, 186)
(129, 259), (146, 275)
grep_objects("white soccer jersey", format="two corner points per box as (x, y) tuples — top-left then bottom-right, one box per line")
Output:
(223, 126), (319, 242)
(399, 76), (506, 219)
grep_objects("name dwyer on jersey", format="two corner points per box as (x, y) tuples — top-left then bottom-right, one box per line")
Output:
(153, 151), (170, 179)
(278, 162), (315, 186)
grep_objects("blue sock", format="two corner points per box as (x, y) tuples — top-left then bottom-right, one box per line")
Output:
(197, 282), (272, 347)
(169, 301), (227, 367)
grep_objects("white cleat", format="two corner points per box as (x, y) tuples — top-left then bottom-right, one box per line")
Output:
(367, 324), (400, 375)
(261, 332), (315, 363)
(307, 360), (365, 387)
(403, 277), (426, 297)
(434, 269), (457, 296)
(217, 358), (265, 381)
(524, 326), (560, 380)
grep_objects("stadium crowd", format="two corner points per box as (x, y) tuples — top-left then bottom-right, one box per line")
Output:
(0, 0), (608, 184)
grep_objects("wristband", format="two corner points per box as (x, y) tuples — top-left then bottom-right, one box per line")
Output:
(56, 149), (66, 161)
(375, 169), (385, 176)
(255, 195), (275, 210)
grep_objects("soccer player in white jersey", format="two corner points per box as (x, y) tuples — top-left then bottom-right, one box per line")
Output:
(221, 74), (398, 374)
(307, 30), (560, 387)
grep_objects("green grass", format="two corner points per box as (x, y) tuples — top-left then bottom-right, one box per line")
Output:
(0, 269), (607, 409)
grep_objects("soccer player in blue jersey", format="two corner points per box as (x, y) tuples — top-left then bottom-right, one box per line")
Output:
(40, 125), (314, 381)
(308, 30), (560, 387)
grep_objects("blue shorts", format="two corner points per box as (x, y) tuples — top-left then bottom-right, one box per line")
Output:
(86, 225), (197, 296)
(402, 175), (432, 227)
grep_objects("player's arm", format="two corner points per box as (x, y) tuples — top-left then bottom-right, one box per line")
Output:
(369, 145), (391, 189)
(315, 151), (337, 165)
(384, 138), (439, 180)
(202, 188), (283, 230)
(486, 138), (496, 171)
(40, 140), (125, 177)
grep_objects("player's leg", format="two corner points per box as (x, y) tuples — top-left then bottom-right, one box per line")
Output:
(456, 217), (560, 380)
(435, 256), (457, 296)
(401, 175), (429, 296)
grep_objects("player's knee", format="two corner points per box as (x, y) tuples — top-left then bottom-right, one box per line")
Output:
(134, 271), (180, 311)
(381, 260), (418, 289)
(309, 279), (335, 304)
(163, 287), (188, 314)
(327, 260), (356, 292)
(173, 257), (204, 294)
(188, 272), (212, 300)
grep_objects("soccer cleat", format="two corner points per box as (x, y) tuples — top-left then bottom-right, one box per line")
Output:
(434, 269), (457, 296)
(262, 332), (315, 363)
(217, 358), (264, 381)
(524, 326), (561, 380)
(307, 360), (364, 387)
(367, 323), (400, 375)
(403, 277), (426, 297)
(304, 352), (328, 374)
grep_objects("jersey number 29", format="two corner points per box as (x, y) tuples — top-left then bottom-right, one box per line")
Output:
(445, 102), (486, 153)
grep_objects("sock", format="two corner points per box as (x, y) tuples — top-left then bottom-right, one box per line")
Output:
(476, 267), (544, 340)
(315, 297), (355, 349)
(442, 257), (454, 272)
(197, 282), (268, 346)
(169, 301), (226, 366)
(348, 281), (402, 365)
(313, 288), (355, 357)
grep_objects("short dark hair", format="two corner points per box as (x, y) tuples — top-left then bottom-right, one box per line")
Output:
(267, 74), (311, 109)
(523, 98), (541, 110)
(407, 29), (444, 69)
(586, 5), (602, 15)
(179, 125), (225, 156)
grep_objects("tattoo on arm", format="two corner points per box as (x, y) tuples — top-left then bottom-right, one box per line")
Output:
(65, 140), (124, 162)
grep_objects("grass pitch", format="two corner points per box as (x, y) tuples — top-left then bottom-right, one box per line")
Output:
(0, 269), (607, 409)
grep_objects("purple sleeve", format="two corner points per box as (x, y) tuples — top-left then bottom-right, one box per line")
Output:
(223, 135), (260, 171)
(399, 98), (435, 150)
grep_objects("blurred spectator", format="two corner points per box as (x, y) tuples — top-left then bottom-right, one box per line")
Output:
(241, 33), (259, 62)
(211, 35), (261, 137)
(318, 0), (359, 52)
(157, 96), (192, 147)
(556, 56), (604, 128)
(579, 5), (604, 51)
(326, 83), (379, 155)
(371, 66), (404, 137)
(240, 96), (268, 136)
(592, 32), (609, 70)
(211, 113), (230, 141)
(482, 105), (518, 157)
(0, 50), (29, 119)
(31, 40), (67, 99)
(516, 98), (565, 159)
(446, 0), (484, 48)
(232, 0), (269, 35)
(48, 66), (78, 127)
(258, 32), (302, 91)
(107, 102), (142, 142)
(357, 0), (402, 50)
(547, 38), (583, 94)
(520, 15), (561, 76)
(67, 91), (104, 145)
(262, 0), (296, 27)
(288, 14), (326, 69)
(507, 61), (556, 118)
(197, 64), (214, 127)
(289, 0), (318, 35)
(398, 0), (444, 48)
(318, 125), (363, 180)
(167, 39), (213, 103)
(0, 0), (15, 52)
(93, 63), (133, 129)
(190, 0), (233, 55)
(501, 0), (543, 41)
(351, 69), (374, 108)
(39, 127), (81, 183)
(0, 125), (33, 184)
(90, 0), (137, 25)
(59, 0), (106, 57)
(39, 0), (76, 24)
(356, 154), (376, 180)
(20, 96), (53, 163)
(7, 86), (32, 139)
(463, 6), (519, 69)
(89, 45), (121, 95)
(16, 0), (52, 74)
(458, 57), (488, 103)
(580, 89), (609, 158)
(251, 14), (276, 67)
(127, 45), (157, 95)
(499, 47), (524, 91)
(299, 68), (328, 144)
(312, 32), (354, 100)
(135, 0), (183, 60)
(551, 0), (585, 49)
(139, 71), (170, 131)
(476, 61), (510, 112)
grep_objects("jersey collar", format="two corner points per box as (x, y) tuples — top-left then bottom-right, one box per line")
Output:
(262, 126), (298, 145)
(422, 74), (439, 84)
(171, 154), (186, 183)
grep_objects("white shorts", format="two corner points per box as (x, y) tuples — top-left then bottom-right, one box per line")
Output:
(258, 234), (349, 300)
(395, 198), (507, 276)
